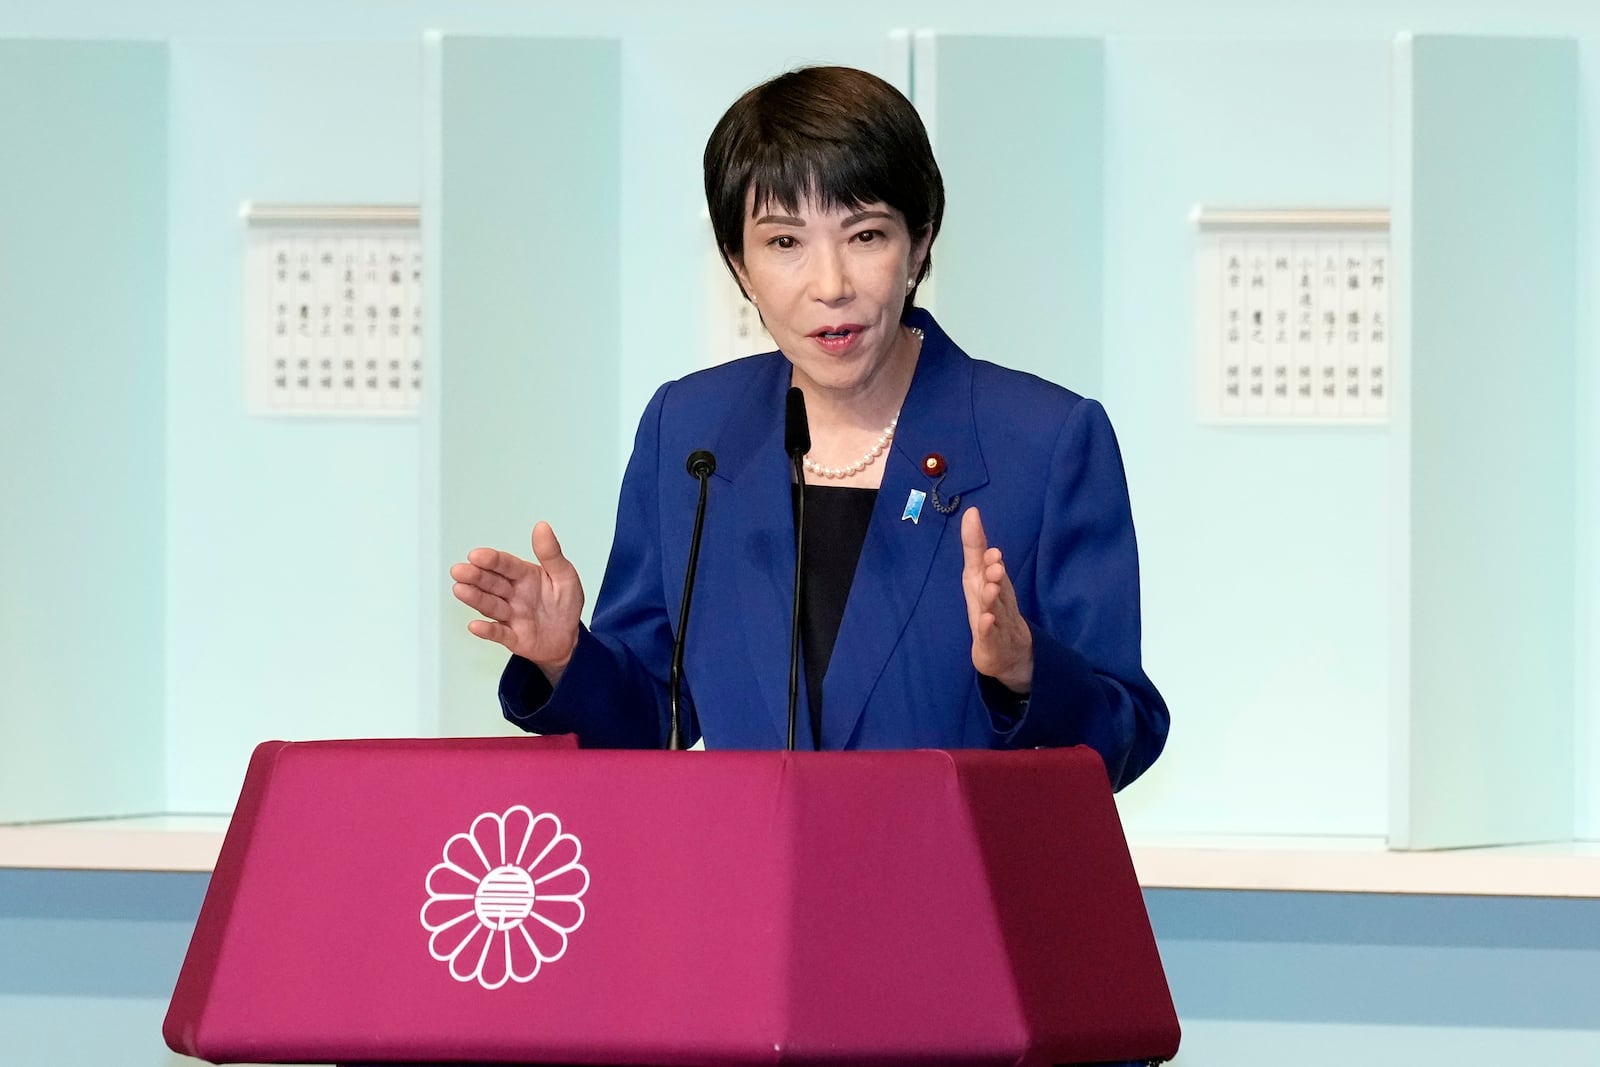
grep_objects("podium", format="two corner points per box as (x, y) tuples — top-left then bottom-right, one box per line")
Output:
(164, 738), (1179, 1065)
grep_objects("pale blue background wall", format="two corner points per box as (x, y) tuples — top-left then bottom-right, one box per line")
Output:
(2, 1), (1598, 1064)
(0, 40), (167, 822)
(0, 1), (1590, 838)
(163, 38), (427, 808)
(424, 35), (626, 737)
(1099, 38), (1395, 836)
(1396, 36), (1578, 847)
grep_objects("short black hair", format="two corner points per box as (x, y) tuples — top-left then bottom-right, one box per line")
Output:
(703, 66), (945, 320)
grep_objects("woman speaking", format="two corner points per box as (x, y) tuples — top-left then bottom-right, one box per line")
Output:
(450, 66), (1168, 791)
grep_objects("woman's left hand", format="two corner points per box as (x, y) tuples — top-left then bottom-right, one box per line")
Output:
(960, 506), (1033, 694)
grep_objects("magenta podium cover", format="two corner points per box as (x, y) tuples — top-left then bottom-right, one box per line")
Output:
(165, 738), (1178, 1066)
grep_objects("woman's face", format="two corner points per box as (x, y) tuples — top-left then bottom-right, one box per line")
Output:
(731, 193), (929, 401)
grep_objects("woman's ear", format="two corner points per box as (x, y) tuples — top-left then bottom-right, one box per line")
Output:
(910, 227), (933, 282)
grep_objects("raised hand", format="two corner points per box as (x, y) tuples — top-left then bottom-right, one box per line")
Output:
(450, 521), (585, 685)
(960, 506), (1033, 694)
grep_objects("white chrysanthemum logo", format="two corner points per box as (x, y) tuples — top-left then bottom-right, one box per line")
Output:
(420, 807), (589, 989)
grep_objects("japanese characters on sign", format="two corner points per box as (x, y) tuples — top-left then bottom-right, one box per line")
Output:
(252, 229), (421, 416)
(1208, 232), (1387, 423)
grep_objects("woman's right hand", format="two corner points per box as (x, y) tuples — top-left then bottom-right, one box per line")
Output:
(450, 521), (585, 685)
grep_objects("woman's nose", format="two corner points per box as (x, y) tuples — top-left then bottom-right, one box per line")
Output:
(807, 248), (851, 304)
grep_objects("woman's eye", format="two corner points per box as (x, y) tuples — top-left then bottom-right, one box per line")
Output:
(770, 234), (797, 250)
(854, 229), (883, 244)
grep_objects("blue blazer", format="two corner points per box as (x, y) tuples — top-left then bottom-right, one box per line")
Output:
(500, 310), (1168, 789)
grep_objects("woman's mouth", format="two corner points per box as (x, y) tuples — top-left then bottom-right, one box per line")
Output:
(810, 325), (866, 352)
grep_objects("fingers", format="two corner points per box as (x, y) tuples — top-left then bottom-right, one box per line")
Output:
(451, 521), (584, 668)
(465, 546), (531, 583)
(960, 506), (988, 577)
(449, 560), (517, 602)
(972, 609), (996, 638)
(959, 508), (1032, 689)
(962, 508), (1011, 614)
(531, 521), (579, 584)
(452, 520), (567, 600)
(973, 556), (1013, 626)
(980, 550), (1018, 613)
(467, 618), (517, 649)
(451, 580), (512, 622)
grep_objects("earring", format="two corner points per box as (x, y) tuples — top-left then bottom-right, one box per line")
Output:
(905, 278), (916, 292)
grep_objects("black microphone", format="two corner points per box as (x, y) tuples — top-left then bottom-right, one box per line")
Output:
(668, 449), (716, 751)
(783, 388), (809, 751)
(785, 386), (811, 456)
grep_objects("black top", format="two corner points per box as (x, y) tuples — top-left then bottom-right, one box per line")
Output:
(796, 483), (877, 749)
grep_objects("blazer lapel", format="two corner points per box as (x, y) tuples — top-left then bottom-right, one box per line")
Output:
(821, 313), (989, 748)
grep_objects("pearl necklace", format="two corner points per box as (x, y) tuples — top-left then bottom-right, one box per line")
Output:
(801, 328), (921, 481)
(803, 416), (897, 480)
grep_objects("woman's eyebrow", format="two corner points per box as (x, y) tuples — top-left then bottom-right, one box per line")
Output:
(841, 210), (892, 227)
(753, 213), (805, 226)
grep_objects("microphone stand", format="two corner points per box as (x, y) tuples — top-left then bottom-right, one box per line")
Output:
(784, 388), (810, 752)
(669, 449), (716, 751)
(787, 449), (805, 751)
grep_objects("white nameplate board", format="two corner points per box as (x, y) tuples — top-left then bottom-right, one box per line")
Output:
(244, 204), (422, 417)
(1195, 209), (1389, 425)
